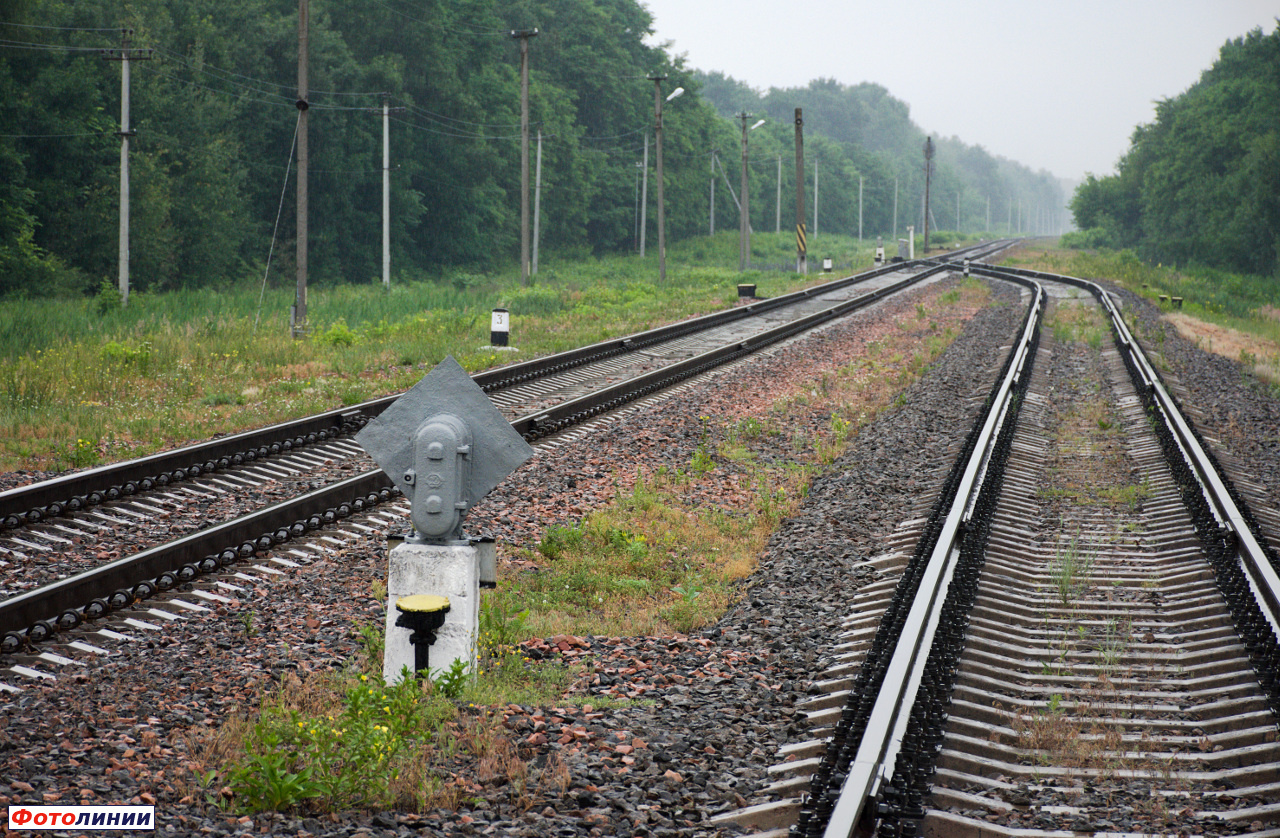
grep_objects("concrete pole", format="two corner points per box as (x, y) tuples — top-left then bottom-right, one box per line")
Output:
(794, 108), (806, 274)
(893, 177), (898, 239)
(295, 0), (309, 337)
(858, 175), (863, 241)
(532, 130), (542, 275)
(709, 150), (715, 236)
(104, 30), (151, 308)
(738, 112), (750, 272)
(776, 155), (781, 234)
(922, 136), (934, 253)
(512, 29), (537, 285)
(813, 156), (818, 238)
(382, 93), (390, 289)
(117, 36), (131, 307)
(639, 133), (648, 257)
(651, 76), (667, 282)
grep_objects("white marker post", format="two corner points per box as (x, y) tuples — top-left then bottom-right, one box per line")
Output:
(490, 308), (510, 347)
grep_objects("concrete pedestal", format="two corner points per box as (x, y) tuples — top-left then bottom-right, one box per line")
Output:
(383, 542), (478, 685)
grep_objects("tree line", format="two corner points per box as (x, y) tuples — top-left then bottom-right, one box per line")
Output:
(1, 0), (1066, 300)
(696, 72), (1067, 247)
(1069, 24), (1280, 277)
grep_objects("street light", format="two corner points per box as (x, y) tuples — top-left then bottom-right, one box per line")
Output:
(738, 114), (764, 271)
(651, 77), (684, 282)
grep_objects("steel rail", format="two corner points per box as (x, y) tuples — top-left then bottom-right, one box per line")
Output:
(1, 252), (992, 650)
(511, 264), (955, 440)
(979, 263), (1280, 641)
(0, 472), (393, 638)
(810, 259), (1280, 837)
(817, 270), (1046, 838)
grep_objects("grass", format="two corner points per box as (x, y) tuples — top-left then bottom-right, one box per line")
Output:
(0, 231), (891, 472)
(1049, 536), (1094, 606)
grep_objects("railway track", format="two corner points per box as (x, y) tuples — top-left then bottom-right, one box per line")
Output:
(750, 266), (1280, 837)
(0, 244), (1006, 672)
(7, 243), (1277, 836)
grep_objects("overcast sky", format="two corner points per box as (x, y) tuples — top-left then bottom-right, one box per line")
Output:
(640, 0), (1278, 183)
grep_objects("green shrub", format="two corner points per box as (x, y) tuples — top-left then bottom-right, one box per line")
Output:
(314, 318), (359, 347)
(536, 523), (584, 559)
(1060, 227), (1117, 249)
(229, 673), (452, 813)
(100, 340), (152, 372)
(92, 279), (124, 314)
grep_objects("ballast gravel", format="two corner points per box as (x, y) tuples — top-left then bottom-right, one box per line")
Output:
(5, 274), (1280, 838)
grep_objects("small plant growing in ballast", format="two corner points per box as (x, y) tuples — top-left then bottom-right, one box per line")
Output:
(1050, 536), (1093, 605)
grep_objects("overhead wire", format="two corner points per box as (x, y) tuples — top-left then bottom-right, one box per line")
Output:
(0, 22), (120, 33)
(0, 131), (110, 138)
(0, 38), (109, 52)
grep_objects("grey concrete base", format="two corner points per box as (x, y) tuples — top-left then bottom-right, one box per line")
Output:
(383, 542), (478, 685)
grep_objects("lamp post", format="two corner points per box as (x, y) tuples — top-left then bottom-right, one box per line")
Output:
(650, 76), (683, 282)
(738, 114), (764, 271)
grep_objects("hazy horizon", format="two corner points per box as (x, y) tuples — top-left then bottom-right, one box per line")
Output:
(641, 0), (1278, 181)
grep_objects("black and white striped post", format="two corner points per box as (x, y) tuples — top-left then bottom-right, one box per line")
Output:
(490, 308), (510, 347)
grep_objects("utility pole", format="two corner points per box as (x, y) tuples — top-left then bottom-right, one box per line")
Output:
(511, 28), (537, 285)
(102, 29), (151, 308)
(634, 160), (642, 248)
(532, 130), (542, 275)
(737, 112), (751, 271)
(382, 93), (390, 288)
(794, 107), (806, 274)
(650, 76), (682, 282)
(956, 191), (961, 232)
(294, 0), (309, 337)
(922, 136), (934, 253)
(709, 150), (715, 236)
(893, 176), (898, 239)
(380, 94), (404, 288)
(986, 194), (990, 233)
(639, 133), (648, 256)
(813, 156), (818, 238)
(776, 155), (781, 233)
(858, 175), (864, 241)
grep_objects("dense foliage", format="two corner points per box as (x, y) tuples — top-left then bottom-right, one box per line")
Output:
(696, 73), (1066, 242)
(2, 0), (1063, 300)
(1069, 24), (1280, 277)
